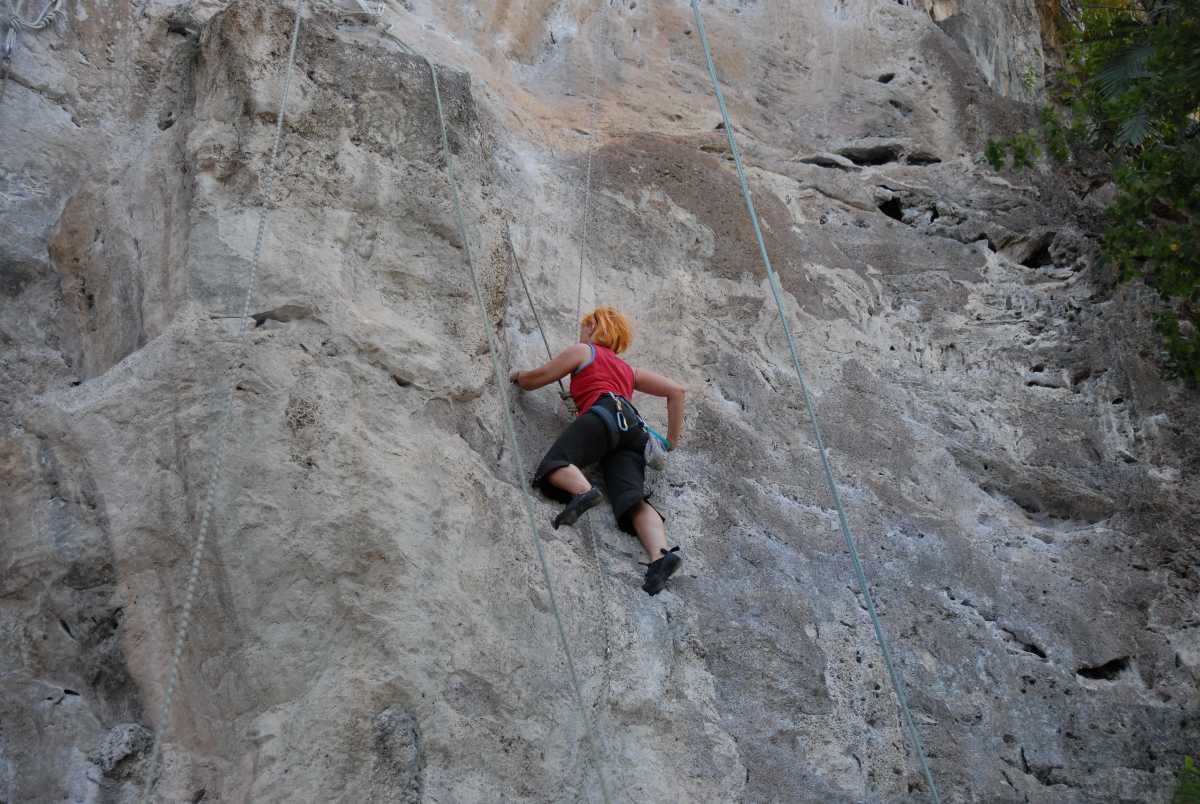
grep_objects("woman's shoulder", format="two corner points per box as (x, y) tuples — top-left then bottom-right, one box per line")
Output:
(596, 343), (623, 358)
(565, 342), (594, 374)
(605, 346), (634, 373)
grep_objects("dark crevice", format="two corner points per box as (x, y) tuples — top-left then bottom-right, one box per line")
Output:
(797, 153), (857, 171)
(877, 197), (904, 221)
(906, 151), (942, 165)
(252, 303), (315, 328)
(1009, 493), (1041, 515)
(878, 72), (896, 83)
(1008, 631), (1047, 659)
(59, 617), (75, 640)
(1076, 656), (1130, 681)
(1022, 241), (1055, 268)
(838, 143), (903, 166)
(1070, 366), (1098, 386)
(165, 17), (199, 38)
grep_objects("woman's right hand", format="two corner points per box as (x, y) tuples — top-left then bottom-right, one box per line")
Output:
(633, 368), (685, 449)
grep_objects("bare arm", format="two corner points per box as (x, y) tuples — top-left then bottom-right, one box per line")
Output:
(634, 368), (685, 449)
(511, 343), (590, 391)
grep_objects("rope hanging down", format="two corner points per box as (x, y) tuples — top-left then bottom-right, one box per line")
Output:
(1, 0), (65, 106)
(574, 0), (611, 327)
(688, 2), (942, 801)
(505, 223), (569, 401)
(504, 222), (633, 804)
(139, 3), (306, 799)
(383, 32), (615, 804)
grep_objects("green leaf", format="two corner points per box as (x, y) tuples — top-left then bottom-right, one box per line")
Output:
(1092, 44), (1153, 99)
(1116, 108), (1151, 146)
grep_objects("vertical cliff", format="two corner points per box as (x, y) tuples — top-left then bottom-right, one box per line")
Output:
(1, 1), (1196, 802)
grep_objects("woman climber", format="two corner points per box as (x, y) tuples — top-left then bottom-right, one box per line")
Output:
(509, 306), (686, 596)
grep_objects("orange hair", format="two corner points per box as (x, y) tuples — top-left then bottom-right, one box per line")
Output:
(582, 306), (633, 354)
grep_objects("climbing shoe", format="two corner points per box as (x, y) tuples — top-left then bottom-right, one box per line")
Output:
(552, 488), (604, 529)
(641, 546), (682, 596)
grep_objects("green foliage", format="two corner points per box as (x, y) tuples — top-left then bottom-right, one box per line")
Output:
(984, 131), (1042, 170)
(1175, 756), (1200, 804)
(981, 1), (1200, 379)
(1057, 0), (1200, 382)
(1022, 62), (1039, 93)
(1039, 107), (1072, 162)
(1009, 131), (1041, 168)
(984, 139), (1008, 170)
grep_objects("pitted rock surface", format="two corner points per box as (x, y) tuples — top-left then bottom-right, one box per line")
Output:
(1, 1), (1197, 802)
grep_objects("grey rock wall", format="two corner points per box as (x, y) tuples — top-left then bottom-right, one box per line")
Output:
(926, 0), (1047, 101)
(1, 1), (1196, 802)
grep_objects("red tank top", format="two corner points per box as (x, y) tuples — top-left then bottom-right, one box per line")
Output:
(570, 344), (635, 416)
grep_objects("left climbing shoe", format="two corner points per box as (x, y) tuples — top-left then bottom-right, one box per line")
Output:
(552, 488), (604, 529)
(641, 546), (682, 596)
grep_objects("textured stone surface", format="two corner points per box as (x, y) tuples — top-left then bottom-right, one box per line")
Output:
(1, 1), (1197, 803)
(919, 0), (1047, 101)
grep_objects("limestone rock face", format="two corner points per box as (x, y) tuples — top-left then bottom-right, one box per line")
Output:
(923, 0), (1047, 101)
(1, 1), (1197, 803)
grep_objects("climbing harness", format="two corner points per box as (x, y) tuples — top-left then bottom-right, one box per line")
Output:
(584, 367), (671, 458)
(1, 0), (64, 106)
(584, 390), (669, 471)
(688, 1), (942, 801)
(376, 29), (617, 804)
(138, 3), (307, 800)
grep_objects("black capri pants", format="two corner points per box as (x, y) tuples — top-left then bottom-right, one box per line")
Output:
(532, 397), (665, 535)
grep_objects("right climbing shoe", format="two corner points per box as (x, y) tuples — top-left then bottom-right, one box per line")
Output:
(641, 546), (682, 596)
(552, 487), (604, 529)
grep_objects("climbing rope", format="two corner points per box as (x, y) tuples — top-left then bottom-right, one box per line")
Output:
(138, 3), (306, 799)
(503, 223), (634, 804)
(1, 0), (64, 106)
(504, 223), (569, 400)
(379, 31), (615, 804)
(3, 0), (62, 54)
(688, 2), (942, 801)
(574, 0), (612, 327)
(559, 12), (664, 799)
